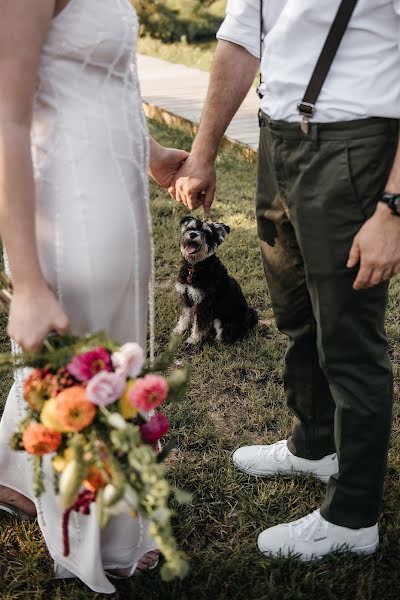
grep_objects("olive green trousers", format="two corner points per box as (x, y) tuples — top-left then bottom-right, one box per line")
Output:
(256, 113), (399, 528)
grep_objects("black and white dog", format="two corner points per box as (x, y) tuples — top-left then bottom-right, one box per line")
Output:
(173, 216), (258, 344)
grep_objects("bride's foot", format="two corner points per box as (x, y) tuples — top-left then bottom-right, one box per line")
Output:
(134, 550), (160, 575)
(0, 484), (37, 517)
(108, 550), (160, 578)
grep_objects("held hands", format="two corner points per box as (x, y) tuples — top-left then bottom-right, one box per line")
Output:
(149, 144), (189, 190)
(149, 136), (217, 212)
(347, 202), (400, 290)
(8, 283), (69, 351)
(168, 153), (217, 213)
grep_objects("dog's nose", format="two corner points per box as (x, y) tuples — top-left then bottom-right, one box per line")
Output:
(189, 232), (197, 240)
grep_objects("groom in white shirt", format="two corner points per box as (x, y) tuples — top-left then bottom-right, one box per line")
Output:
(172, 0), (400, 560)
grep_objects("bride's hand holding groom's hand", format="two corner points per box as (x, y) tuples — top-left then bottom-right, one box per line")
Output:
(149, 138), (189, 190)
(168, 152), (216, 213)
(149, 138), (217, 213)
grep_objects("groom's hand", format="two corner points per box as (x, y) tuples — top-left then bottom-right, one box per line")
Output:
(170, 153), (216, 213)
(347, 202), (400, 289)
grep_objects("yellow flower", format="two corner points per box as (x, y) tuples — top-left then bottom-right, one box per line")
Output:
(41, 398), (67, 432)
(118, 380), (138, 420)
(52, 448), (74, 473)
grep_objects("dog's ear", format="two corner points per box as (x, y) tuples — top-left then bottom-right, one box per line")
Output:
(212, 222), (231, 245)
(180, 216), (196, 231)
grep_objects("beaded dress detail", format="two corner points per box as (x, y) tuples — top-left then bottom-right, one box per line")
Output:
(0, 0), (156, 593)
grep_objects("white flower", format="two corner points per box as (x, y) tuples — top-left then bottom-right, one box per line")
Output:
(123, 485), (138, 510)
(103, 484), (119, 506)
(111, 343), (145, 378)
(102, 484), (139, 515)
(107, 413), (127, 430)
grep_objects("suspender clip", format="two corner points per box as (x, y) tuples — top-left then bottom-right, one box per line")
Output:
(297, 102), (315, 135)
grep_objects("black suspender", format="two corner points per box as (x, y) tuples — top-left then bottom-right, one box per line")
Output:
(257, 0), (359, 132)
(297, 0), (359, 133)
(257, 0), (264, 99)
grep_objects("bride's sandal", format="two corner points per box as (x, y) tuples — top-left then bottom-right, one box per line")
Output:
(106, 550), (160, 579)
(148, 556), (160, 571)
(0, 501), (35, 520)
(106, 562), (138, 580)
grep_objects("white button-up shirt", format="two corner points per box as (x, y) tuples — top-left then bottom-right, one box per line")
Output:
(217, 0), (400, 122)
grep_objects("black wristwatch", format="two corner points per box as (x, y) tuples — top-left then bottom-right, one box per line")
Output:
(380, 192), (400, 216)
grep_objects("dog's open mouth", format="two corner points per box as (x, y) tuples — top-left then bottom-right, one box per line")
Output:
(184, 240), (200, 255)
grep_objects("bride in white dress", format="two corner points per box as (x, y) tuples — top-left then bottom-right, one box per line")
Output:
(0, 0), (188, 593)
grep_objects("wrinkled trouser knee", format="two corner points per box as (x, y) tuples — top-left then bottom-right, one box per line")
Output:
(256, 114), (398, 528)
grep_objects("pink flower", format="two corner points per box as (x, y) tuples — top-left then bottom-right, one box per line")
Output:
(86, 371), (126, 407)
(129, 375), (169, 412)
(111, 343), (145, 378)
(67, 347), (112, 382)
(140, 413), (170, 444)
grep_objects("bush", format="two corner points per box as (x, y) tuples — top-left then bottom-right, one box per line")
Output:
(133, 0), (224, 43)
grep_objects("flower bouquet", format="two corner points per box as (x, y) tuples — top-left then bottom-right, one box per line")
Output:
(0, 272), (189, 581)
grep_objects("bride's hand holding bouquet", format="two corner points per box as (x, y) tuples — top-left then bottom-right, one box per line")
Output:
(0, 272), (190, 582)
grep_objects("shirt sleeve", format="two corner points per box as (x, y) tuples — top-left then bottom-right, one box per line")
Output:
(216, 0), (262, 59)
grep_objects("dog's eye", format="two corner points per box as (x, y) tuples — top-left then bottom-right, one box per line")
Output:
(181, 219), (198, 232)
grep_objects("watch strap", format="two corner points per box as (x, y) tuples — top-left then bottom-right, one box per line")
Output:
(380, 192), (400, 216)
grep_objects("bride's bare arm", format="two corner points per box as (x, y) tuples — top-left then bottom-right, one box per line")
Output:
(0, 0), (69, 350)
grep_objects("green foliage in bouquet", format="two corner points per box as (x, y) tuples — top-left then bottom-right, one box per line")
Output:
(0, 271), (190, 581)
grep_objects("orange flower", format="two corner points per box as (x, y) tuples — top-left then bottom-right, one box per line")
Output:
(83, 466), (107, 492)
(22, 422), (62, 456)
(55, 386), (96, 432)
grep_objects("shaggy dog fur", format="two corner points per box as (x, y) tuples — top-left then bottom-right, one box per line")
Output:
(174, 216), (258, 344)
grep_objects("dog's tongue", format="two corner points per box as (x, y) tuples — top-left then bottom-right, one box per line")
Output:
(187, 244), (198, 254)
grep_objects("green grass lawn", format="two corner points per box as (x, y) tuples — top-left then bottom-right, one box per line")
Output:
(137, 37), (217, 72)
(0, 119), (399, 600)
(136, 0), (224, 72)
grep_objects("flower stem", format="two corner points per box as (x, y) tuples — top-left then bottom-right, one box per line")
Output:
(43, 339), (54, 352)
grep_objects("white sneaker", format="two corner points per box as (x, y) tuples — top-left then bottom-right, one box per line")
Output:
(257, 510), (379, 561)
(232, 440), (337, 483)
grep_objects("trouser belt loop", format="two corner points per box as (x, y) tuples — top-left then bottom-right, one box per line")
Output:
(258, 109), (267, 128)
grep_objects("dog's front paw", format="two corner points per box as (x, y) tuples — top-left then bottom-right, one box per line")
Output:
(173, 308), (191, 335)
(173, 323), (187, 336)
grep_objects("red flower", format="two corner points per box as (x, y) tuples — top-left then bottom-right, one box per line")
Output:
(140, 413), (170, 444)
(67, 347), (112, 382)
(56, 367), (76, 390)
(23, 368), (59, 412)
(129, 375), (169, 412)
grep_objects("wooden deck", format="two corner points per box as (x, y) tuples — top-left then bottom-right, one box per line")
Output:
(137, 54), (260, 153)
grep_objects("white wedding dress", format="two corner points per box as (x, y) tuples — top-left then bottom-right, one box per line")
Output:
(0, 0), (157, 593)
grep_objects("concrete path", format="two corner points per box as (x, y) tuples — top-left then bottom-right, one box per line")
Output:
(137, 54), (260, 153)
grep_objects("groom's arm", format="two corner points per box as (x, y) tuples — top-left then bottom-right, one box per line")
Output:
(172, 41), (259, 210)
(192, 41), (259, 163)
